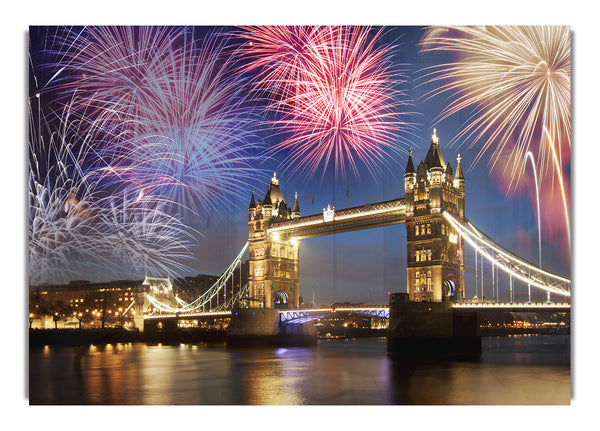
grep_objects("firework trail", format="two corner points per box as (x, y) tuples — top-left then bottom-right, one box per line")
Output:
(419, 26), (571, 193)
(241, 26), (415, 180)
(29, 97), (115, 286)
(238, 26), (323, 103)
(39, 26), (263, 219)
(28, 97), (199, 286)
(98, 192), (199, 279)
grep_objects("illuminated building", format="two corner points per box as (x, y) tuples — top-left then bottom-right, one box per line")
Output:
(404, 129), (465, 302)
(248, 173), (301, 308)
(29, 279), (142, 328)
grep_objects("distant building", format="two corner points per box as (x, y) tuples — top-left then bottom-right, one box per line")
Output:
(29, 262), (250, 328)
(29, 279), (142, 329)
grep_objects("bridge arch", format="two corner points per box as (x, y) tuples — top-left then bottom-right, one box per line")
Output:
(443, 279), (456, 301)
(272, 291), (289, 308)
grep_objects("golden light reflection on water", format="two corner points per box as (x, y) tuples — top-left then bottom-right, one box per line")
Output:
(240, 349), (305, 405)
(29, 336), (570, 405)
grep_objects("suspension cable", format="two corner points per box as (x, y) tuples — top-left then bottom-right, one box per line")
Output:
(145, 242), (249, 314)
(443, 212), (570, 297)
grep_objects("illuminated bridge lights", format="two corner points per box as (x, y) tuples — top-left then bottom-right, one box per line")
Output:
(268, 199), (406, 238)
(279, 306), (390, 324)
(146, 242), (249, 315)
(144, 310), (232, 320)
(452, 302), (571, 310)
(142, 205), (571, 319)
(143, 302), (570, 321)
(443, 212), (571, 298)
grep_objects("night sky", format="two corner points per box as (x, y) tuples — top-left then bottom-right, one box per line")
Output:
(27, 24), (571, 304)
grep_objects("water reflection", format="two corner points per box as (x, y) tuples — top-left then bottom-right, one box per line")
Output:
(29, 336), (570, 405)
(387, 335), (570, 404)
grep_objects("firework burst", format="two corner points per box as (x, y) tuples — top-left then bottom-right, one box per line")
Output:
(241, 26), (415, 180)
(98, 193), (199, 279)
(28, 97), (199, 286)
(419, 26), (571, 192)
(29, 99), (113, 285)
(40, 26), (263, 219)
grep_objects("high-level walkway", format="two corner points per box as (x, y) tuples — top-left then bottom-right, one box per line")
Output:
(268, 198), (406, 238)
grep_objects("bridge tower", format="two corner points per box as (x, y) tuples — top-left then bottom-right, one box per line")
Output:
(248, 173), (300, 308)
(404, 129), (465, 302)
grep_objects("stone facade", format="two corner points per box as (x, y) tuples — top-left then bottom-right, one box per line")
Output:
(404, 130), (465, 302)
(248, 173), (300, 308)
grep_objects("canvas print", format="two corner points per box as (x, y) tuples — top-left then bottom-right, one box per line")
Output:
(28, 25), (571, 405)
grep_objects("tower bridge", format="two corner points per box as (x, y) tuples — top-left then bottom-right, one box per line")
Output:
(143, 129), (570, 350)
(246, 129), (467, 309)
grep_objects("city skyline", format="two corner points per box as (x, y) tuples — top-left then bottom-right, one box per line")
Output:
(28, 25), (571, 305)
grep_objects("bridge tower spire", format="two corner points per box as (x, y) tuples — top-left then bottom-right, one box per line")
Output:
(247, 173), (300, 309)
(405, 130), (465, 303)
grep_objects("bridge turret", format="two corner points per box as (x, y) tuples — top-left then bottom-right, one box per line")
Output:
(405, 129), (465, 304)
(248, 173), (300, 309)
(454, 154), (466, 220)
(427, 129), (444, 211)
(292, 192), (301, 219)
(404, 148), (416, 216)
(262, 185), (273, 219)
(248, 188), (256, 221)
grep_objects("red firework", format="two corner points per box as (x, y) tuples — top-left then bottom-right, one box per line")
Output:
(241, 26), (413, 179)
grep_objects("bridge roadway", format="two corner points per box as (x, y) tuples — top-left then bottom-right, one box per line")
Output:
(143, 302), (570, 323)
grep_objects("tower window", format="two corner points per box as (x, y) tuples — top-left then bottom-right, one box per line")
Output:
(416, 249), (432, 262)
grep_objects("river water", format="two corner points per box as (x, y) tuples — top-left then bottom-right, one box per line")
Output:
(28, 335), (570, 405)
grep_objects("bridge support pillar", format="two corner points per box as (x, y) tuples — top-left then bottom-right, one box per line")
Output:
(387, 294), (480, 356)
(226, 308), (316, 347)
(133, 292), (147, 332)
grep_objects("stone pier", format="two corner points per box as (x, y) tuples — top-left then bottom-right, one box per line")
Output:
(226, 308), (316, 347)
(387, 293), (481, 356)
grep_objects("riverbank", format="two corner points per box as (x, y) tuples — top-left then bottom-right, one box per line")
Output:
(29, 326), (569, 347)
(29, 328), (142, 346)
(29, 328), (229, 346)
